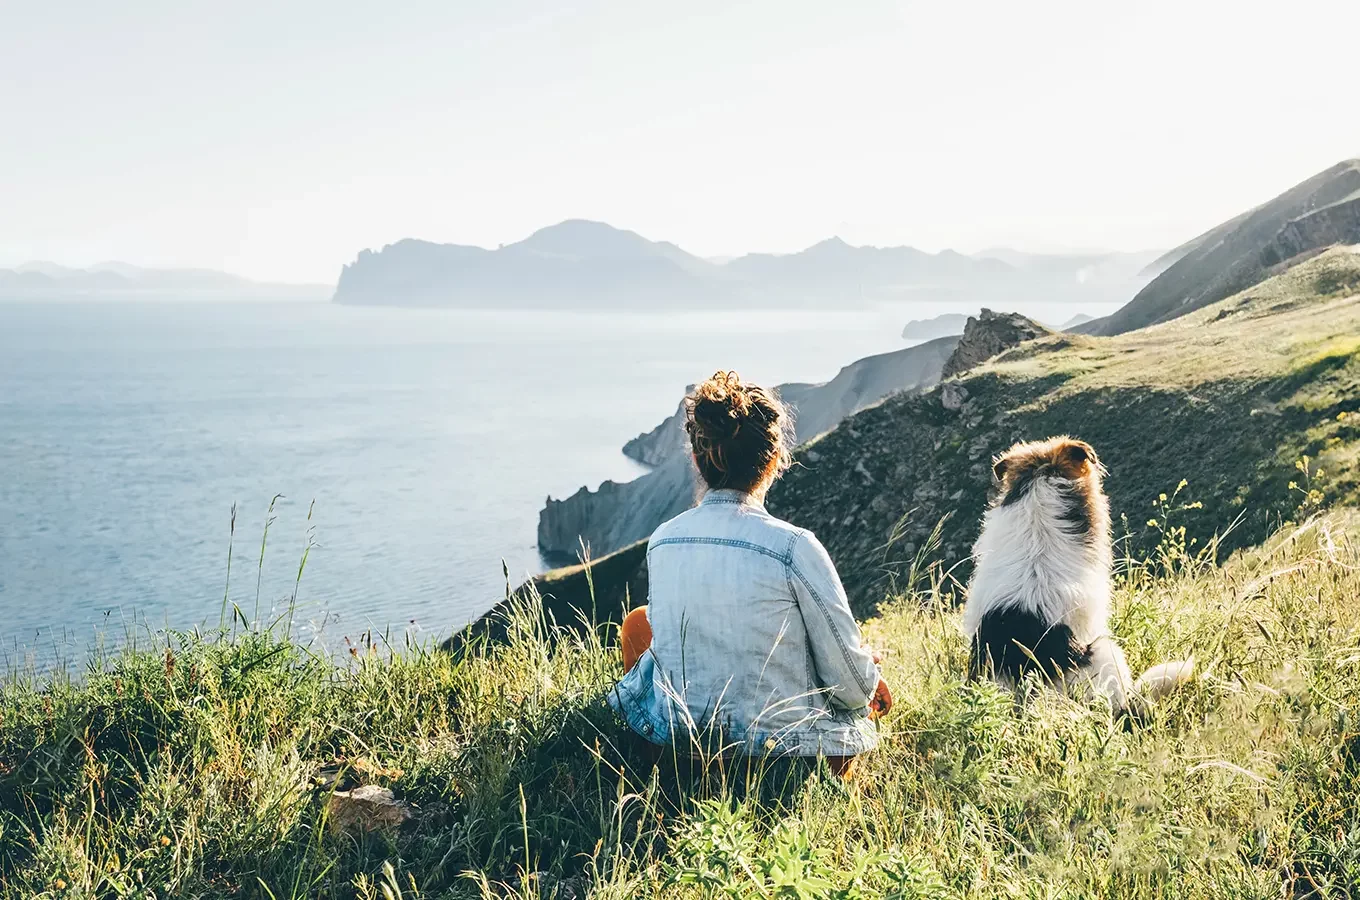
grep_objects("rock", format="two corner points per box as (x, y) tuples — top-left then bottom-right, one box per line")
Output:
(941, 309), (1052, 379)
(326, 785), (413, 834)
(941, 382), (969, 410)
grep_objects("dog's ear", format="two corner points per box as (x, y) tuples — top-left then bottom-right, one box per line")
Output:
(992, 455), (1009, 483)
(1057, 440), (1101, 476)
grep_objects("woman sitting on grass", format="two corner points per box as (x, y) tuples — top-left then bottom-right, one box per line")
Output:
(609, 371), (891, 778)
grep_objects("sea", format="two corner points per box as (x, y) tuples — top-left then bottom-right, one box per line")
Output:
(0, 296), (1121, 669)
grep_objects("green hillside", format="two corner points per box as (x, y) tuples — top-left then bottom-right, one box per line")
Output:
(770, 247), (1360, 609)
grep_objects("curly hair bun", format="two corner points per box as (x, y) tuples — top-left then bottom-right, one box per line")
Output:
(684, 371), (790, 493)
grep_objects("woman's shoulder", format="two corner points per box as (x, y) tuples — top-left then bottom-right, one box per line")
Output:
(649, 502), (811, 557)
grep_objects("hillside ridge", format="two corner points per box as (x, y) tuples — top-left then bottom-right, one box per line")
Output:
(1089, 159), (1360, 335)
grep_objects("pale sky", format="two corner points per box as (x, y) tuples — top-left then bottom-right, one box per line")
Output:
(3, 0), (1358, 284)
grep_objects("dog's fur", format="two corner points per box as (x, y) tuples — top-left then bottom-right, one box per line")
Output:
(962, 436), (1193, 716)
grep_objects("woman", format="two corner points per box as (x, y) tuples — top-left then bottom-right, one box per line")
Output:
(608, 371), (891, 779)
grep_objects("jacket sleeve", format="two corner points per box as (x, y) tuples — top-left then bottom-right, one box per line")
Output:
(788, 530), (879, 711)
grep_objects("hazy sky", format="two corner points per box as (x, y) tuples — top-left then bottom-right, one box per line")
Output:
(4, 0), (1358, 283)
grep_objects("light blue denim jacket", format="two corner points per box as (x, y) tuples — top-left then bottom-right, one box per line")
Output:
(608, 489), (881, 757)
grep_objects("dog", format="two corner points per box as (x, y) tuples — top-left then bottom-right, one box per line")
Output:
(962, 436), (1193, 717)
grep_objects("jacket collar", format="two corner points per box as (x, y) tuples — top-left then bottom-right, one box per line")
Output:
(700, 488), (766, 510)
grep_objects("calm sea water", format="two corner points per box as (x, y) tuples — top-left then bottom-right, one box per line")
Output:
(0, 297), (1118, 667)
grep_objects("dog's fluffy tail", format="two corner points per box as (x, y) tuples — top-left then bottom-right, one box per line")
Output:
(1133, 658), (1196, 701)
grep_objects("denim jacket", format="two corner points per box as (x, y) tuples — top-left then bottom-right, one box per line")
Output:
(609, 489), (881, 757)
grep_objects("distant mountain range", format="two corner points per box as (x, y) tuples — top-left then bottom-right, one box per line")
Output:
(333, 220), (1162, 310)
(0, 263), (330, 300)
(1080, 158), (1360, 335)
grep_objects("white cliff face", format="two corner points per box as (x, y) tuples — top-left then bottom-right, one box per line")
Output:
(537, 334), (961, 559)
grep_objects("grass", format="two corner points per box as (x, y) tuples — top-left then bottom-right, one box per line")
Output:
(3, 501), (1359, 898)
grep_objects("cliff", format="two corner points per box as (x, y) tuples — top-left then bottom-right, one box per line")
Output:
(537, 335), (960, 560)
(1088, 159), (1360, 335)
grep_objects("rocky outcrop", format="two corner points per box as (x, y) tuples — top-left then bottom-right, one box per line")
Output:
(537, 335), (961, 559)
(1091, 159), (1360, 335)
(1259, 193), (1360, 270)
(940, 309), (1051, 379)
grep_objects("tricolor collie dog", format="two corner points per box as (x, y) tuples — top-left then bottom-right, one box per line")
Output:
(962, 436), (1192, 717)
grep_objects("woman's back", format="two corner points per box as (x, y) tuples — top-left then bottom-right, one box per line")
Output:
(614, 489), (880, 757)
(609, 370), (886, 762)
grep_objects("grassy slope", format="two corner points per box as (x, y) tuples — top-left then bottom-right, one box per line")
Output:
(769, 247), (1360, 610)
(3, 513), (1359, 898)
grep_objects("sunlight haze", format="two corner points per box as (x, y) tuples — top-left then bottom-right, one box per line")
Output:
(3, 0), (1358, 282)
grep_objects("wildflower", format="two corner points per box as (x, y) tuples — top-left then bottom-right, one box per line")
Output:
(1159, 493), (1168, 502)
(160, 835), (171, 847)
(1147, 519), (1159, 527)
(55, 879), (67, 891)
(1177, 478), (1188, 490)
(1315, 469), (1325, 479)
(1289, 481), (1298, 490)
(1339, 411), (1349, 420)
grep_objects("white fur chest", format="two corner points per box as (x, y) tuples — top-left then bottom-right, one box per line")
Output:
(962, 478), (1112, 643)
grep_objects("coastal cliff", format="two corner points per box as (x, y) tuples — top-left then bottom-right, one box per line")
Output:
(537, 335), (961, 560)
